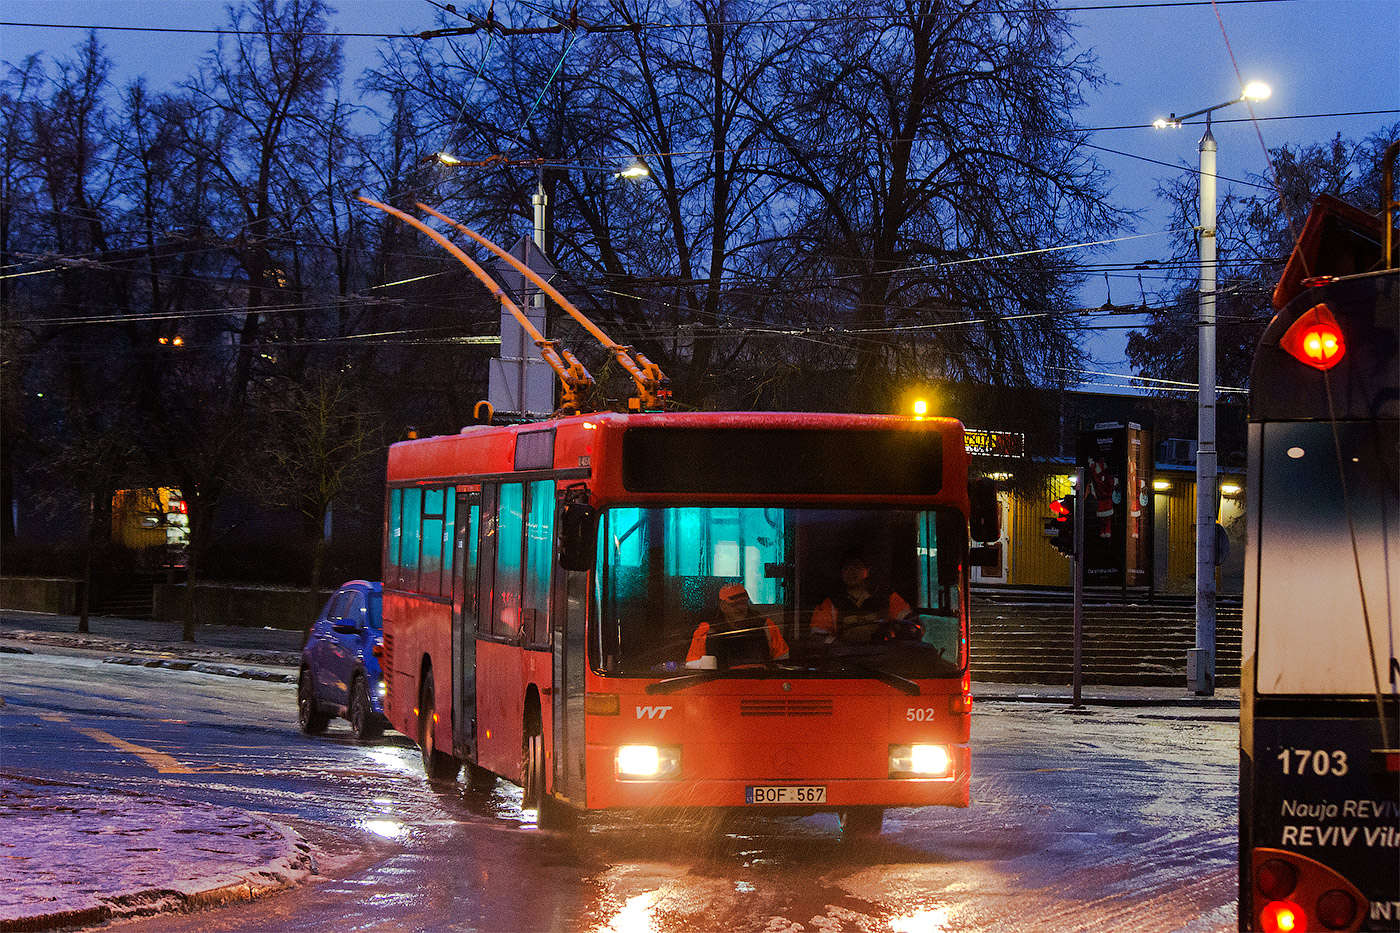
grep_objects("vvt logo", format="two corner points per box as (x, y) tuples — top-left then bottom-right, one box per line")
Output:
(636, 706), (672, 720)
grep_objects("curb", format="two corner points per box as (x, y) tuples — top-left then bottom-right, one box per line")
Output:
(101, 655), (297, 683)
(1, 628), (298, 684)
(975, 692), (1239, 710)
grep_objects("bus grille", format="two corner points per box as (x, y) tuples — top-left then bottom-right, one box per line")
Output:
(739, 698), (833, 716)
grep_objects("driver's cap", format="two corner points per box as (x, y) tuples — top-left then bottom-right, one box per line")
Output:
(718, 583), (749, 601)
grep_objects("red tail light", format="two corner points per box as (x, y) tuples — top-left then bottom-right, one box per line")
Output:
(1260, 900), (1303, 932)
(1281, 303), (1346, 370)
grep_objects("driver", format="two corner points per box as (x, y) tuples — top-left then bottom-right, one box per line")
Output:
(810, 554), (911, 643)
(687, 583), (789, 668)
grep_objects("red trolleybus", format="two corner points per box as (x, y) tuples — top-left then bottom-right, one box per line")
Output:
(1239, 178), (1399, 931)
(381, 410), (978, 833)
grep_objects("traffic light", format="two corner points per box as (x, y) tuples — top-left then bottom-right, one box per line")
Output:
(1047, 493), (1076, 556)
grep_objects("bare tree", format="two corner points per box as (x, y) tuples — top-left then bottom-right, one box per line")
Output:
(180, 0), (344, 405)
(250, 372), (382, 590)
(762, 0), (1118, 407)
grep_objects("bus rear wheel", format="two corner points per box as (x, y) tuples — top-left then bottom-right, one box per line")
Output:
(418, 668), (460, 782)
(838, 807), (884, 837)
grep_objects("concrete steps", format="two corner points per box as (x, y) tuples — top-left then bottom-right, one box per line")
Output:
(88, 573), (164, 619)
(969, 589), (1243, 687)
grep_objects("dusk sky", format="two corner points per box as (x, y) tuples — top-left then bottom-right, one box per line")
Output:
(3, 0), (1398, 390)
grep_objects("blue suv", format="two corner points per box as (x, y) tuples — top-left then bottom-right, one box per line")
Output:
(298, 580), (389, 740)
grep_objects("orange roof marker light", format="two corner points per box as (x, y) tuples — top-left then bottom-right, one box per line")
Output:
(1280, 302), (1346, 370)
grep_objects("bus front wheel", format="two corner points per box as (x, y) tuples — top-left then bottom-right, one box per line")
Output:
(839, 807), (884, 837)
(418, 668), (460, 782)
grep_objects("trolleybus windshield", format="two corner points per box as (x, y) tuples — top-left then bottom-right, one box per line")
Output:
(594, 505), (965, 681)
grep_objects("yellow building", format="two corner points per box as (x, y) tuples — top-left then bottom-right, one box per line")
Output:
(970, 467), (1245, 595)
(112, 488), (190, 557)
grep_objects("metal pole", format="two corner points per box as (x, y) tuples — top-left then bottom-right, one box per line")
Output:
(1073, 466), (1085, 708)
(1193, 121), (1218, 696)
(530, 174), (549, 413)
(532, 175), (547, 253)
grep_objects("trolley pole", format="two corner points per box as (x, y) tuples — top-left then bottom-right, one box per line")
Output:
(1073, 466), (1085, 708)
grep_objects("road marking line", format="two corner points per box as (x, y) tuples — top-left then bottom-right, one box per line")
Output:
(73, 727), (199, 774)
(40, 712), (70, 722)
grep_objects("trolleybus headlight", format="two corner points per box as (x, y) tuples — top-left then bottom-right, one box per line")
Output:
(889, 744), (952, 778)
(615, 745), (680, 780)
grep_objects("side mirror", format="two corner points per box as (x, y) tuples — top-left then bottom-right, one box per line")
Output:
(558, 500), (598, 572)
(968, 478), (1000, 543)
(937, 509), (967, 581)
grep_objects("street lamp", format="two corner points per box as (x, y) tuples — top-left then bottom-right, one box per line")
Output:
(1154, 80), (1270, 696)
(531, 160), (650, 253)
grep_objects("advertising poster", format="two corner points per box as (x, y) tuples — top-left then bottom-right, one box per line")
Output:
(1079, 423), (1151, 587)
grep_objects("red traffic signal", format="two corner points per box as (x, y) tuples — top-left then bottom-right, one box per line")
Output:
(1047, 493), (1076, 556)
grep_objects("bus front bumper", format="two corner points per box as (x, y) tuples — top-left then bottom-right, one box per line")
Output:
(583, 744), (970, 811)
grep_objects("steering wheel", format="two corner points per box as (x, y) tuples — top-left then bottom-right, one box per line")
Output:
(874, 618), (924, 642)
(833, 617), (923, 644)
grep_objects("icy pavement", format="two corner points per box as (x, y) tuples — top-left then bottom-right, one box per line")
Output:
(0, 607), (1236, 931)
(0, 773), (313, 931)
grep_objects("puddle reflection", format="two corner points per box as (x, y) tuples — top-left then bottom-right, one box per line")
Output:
(890, 906), (951, 933)
(595, 890), (661, 933)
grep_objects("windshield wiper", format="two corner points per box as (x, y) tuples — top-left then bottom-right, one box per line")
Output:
(644, 658), (920, 695)
(644, 660), (802, 695)
(645, 670), (727, 694)
(789, 652), (922, 695)
(839, 661), (920, 695)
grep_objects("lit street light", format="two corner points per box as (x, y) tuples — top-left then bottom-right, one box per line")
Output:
(1154, 80), (1270, 696)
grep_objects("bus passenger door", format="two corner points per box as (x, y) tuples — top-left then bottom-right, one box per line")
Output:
(552, 561), (589, 803)
(452, 490), (480, 759)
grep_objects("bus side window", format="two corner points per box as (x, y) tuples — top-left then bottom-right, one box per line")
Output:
(387, 488), (403, 589)
(421, 487), (446, 598)
(523, 480), (555, 646)
(401, 487), (422, 594)
(494, 483), (524, 640)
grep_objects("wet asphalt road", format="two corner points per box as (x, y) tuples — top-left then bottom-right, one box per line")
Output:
(1, 646), (1238, 932)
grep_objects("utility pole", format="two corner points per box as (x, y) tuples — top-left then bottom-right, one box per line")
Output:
(1073, 467), (1085, 708)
